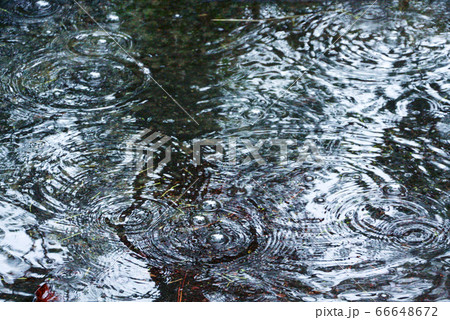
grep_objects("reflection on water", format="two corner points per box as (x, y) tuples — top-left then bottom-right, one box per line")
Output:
(0, 0), (449, 301)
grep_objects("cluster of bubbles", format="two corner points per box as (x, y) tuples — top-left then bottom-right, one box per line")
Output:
(117, 199), (262, 266)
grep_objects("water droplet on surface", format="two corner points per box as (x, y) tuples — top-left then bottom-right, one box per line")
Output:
(304, 175), (314, 182)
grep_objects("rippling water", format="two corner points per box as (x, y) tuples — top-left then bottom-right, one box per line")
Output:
(0, 0), (449, 301)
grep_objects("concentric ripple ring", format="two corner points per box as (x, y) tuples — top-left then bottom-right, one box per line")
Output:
(3, 52), (150, 111)
(385, 219), (449, 253)
(0, 0), (66, 23)
(126, 205), (260, 266)
(53, 30), (134, 57)
(330, 194), (449, 254)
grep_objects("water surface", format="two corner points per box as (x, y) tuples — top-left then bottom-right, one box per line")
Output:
(0, 0), (449, 301)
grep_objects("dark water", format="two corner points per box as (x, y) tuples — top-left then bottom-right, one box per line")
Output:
(0, 0), (449, 301)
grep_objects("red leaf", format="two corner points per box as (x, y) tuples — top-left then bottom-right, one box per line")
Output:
(34, 283), (60, 302)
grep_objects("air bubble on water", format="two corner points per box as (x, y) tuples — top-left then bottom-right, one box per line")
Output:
(36, 1), (50, 9)
(208, 232), (227, 244)
(378, 293), (389, 300)
(248, 108), (263, 117)
(304, 175), (314, 182)
(314, 197), (325, 204)
(382, 183), (407, 197)
(192, 215), (207, 226)
(244, 107), (265, 120)
(202, 200), (221, 212)
(107, 13), (120, 23)
(89, 71), (101, 79)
